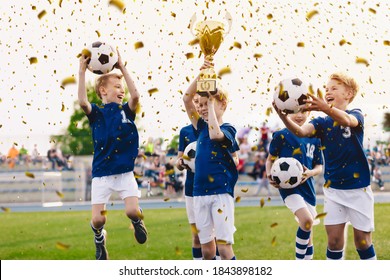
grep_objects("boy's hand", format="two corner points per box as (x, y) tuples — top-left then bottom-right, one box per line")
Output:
(302, 93), (328, 112)
(79, 55), (89, 73)
(115, 48), (125, 70)
(267, 174), (280, 189)
(301, 165), (311, 183)
(272, 101), (289, 121)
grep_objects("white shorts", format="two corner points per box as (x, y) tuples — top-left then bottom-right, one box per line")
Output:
(193, 194), (236, 245)
(91, 171), (141, 205)
(323, 186), (374, 232)
(185, 196), (196, 224)
(284, 194), (319, 225)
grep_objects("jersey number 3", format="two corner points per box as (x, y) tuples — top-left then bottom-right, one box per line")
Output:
(340, 126), (351, 138)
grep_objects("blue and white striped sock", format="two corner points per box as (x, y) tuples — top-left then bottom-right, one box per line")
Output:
(304, 245), (314, 260)
(357, 244), (377, 260)
(90, 223), (104, 243)
(296, 227), (311, 260)
(326, 248), (343, 260)
(192, 247), (203, 260)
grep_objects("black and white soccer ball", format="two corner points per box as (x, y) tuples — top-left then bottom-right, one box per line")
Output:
(273, 78), (308, 114)
(183, 141), (196, 172)
(271, 157), (304, 189)
(86, 41), (118, 75)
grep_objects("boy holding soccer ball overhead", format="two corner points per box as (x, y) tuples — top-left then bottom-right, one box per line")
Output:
(274, 73), (376, 260)
(183, 60), (239, 260)
(266, 110), (323, 260)
(78, 47), (147, 260)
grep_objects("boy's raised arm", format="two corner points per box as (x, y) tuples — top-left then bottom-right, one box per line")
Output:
(78, 56), (92, 115)
(183, 75), (200, 130)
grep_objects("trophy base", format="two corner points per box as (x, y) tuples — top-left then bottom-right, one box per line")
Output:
(196, 79), (217, 96)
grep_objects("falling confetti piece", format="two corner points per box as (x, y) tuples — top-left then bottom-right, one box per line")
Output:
(353, 173), (360, 178)
(148, 88), (158, 96)
(233, 42), (242, 49)
(384, 40), (390, 46)
(260, 198), (265, 208)
(29, 57), (38, 64)
(134, 41), (144, 49)
(95, 30), (101, 37)
(61, 76), (76, 87)
(339, 39), (347, 46)
(56, 242), (70, 250)
(368, 8), (376, 14)
(164, 197), (170, 202)
(356, 57), (369, 66)
(315, 212), (327, 219)
(253, 53), (263, 59)
(100, 210), (108, 216)
(297, 42), (305, 47)
(306, 10), (319, 21)
(109, 0), (125, 11)
(218, 67), (231, 77)
(185, 53), (194, 59)
(324, 180), (331, 188)
(188, 38), (199, 46)
(37, 10), (47, 19)
(270, 223), (278, 228)
(59, 0), (63, 7)
(208, 175), (214, 183)
(175, 246), (181, 255)
(81, 48), (91, 57)
(217, 208), (223, 214)
(216, 240), (228, 245)
(317, 88), (323, 99)
(241, 188), (248, 193)
(56, 191), (64, 198)
(265, 107), (272, 116)
(292, 148), (302, 155)
(25, 172), (35, 179)
(267, 14), (273, 19)
(1, 207), (10, 213)
(137, 209), (144, 220)
(235, 196), (241, 203)
(191, 224), (199, 234)
(271, 236), (277, 246)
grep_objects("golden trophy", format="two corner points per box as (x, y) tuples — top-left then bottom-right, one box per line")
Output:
(190, 12), (232, 96)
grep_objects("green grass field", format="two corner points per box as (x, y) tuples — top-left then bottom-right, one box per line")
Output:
(1, 203), (390, 260)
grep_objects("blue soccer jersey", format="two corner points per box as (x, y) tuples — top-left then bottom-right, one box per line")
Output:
(193, 118), (240, 197)
(269, 128), (323, 206)
(178, 124), (197, 197)
(87, 102), (139, 178)
(309, 109), (370, 189)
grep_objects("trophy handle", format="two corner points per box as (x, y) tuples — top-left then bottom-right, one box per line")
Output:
(189, 13), (197, 36)
(224, 11), (233, 35)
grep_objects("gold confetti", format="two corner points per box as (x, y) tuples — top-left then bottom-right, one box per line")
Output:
(368, 8), (376, 14)
(188, 38), (199, 46)
(271, 236), (277, 246)
(182, 154), (191, 161)
(360, 239), (367, 245)
(134, 41), (144, 49)
(235, 196), (241, 203)
(267, 14), (273, 19)
(136, 209), (144, 220)
(306, 10), (319, 21)
(185, 53), (194, 59)
(233, 42), (242, 49)
(100, 210), (107, 216)
(164, 197), (170, 202)
(339, 39), (347, 46)
(292, 148), (302, 155)
(208, 175), (214, 183)
(175, 246), (181, 255)
(324, 180), (331, 188)
(56, 191), (64, 198)
(109, 0), (125, 11)
(25, 172), (35, 179)
(297, 42), (305, 47)
(61, 76), (76, 87)
(356, 57), (369, 66)
(216, 239), (228, 245)
(171, 12), (176, 18)
(59, 0), (63, 7)
(317, 88), (323, 99)
(384, 40), (390, 46)
(1, 207), (10, 213)
(260, 198), (265, 208)
(95, 30), (101, 37)
(270, 223), (278, 228)
(191, 224), (199, 234)
(56, 242), (70, 250)
(265, 107), (272, 116)
(241, 188), (248, 193)
(148, 88), (158, 96)
(218, 67), (231, 77)
(81, 48), (91, 57)
(29, 57), (38, 64)
(37, 10), (47, 19)
(217, 208), (223, 214)
(315, 212), (327, 219)
(253, 53), (263, 59)
(353, 173), (360, 178)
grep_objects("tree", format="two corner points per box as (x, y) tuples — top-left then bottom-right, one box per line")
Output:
(383, 112), (390, 132)
(51, 82), (101, 155)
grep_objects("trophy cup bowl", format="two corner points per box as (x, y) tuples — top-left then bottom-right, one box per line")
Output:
(190, 13), (232, 96)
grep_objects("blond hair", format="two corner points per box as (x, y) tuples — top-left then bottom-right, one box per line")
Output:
(95, 73), (123, 99)
(329, 73), (359, 103)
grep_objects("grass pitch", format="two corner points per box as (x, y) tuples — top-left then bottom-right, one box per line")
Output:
(1, 203), (390, 260)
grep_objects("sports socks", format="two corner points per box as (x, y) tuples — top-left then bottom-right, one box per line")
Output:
(91, 223), (104, 243)
(192, 247), (203, 260)
(304, 245), (314, 260)
(357, 244), (377, 260)
(295, 227), (311, 260)
(326, 248), (344, 260)
(216, 246), (221, 260)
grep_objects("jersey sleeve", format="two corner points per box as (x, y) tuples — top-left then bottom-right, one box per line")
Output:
(349, 108), (364, 131)
(86, 103), (99, 124)
(178, 128), (186, 152)
(220, 124), (239, 152)
(268, 131), (283, 157)
(123, 102), (136, 121)
(309, 116), (325, 138)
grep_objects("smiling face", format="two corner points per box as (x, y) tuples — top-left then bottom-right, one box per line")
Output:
(288, 111), (309, 126)
(95, 73), (124, 104)
(325, 79), (353, 110)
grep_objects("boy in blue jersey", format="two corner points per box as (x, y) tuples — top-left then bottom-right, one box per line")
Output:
(266, 111), (323, 259)
(78, 49), (147, 260)
(183, 61), (239, 260)
(275, 73), (376, 260)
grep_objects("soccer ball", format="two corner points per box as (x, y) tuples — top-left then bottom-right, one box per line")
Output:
(271, 157), (303, 189)
(273, 78), (308, 114)
(86, 41), (118, 75)
(183, 141), (196, 172)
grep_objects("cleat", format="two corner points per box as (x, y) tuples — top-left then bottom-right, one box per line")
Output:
(132, 219), (148, 244)
(95, 229), (108, 260)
